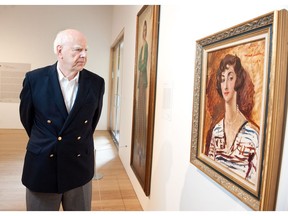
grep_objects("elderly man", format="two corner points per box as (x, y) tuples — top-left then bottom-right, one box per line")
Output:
(19, 29), (105, 211)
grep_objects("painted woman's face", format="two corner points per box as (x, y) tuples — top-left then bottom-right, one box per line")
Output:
(220, 64), (237, 103)
(142, 23), (147, 40)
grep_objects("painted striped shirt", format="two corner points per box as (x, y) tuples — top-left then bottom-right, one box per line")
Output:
(208, 118), (259, 184)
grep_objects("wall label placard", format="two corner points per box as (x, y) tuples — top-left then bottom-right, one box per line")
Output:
(0, 62), (30, 103)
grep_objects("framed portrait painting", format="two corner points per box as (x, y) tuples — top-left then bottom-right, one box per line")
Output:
(190, 9), (288, 210)
(130, 5), (160, 196)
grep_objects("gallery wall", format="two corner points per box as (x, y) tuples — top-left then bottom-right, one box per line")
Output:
(111, 2), (288, 211)
(0, 5), (112, 130)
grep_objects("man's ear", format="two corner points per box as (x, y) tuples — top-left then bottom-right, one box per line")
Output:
(57, 45), (63, 59)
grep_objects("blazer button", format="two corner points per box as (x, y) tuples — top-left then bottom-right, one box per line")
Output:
(84, 120), (88, 124)
(58, 136), (62, 141)
(77, 154), (81, 157)
(77, 136), (81, 140)
(49, 154), (54, 158)
(47, 120), (52, 124)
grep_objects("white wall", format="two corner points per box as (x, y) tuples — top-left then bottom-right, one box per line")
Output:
(0, 5), (112, 130)
(112, 2), (288, 211)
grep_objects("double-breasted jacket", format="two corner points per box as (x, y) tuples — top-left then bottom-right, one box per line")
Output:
(19, 63), (105, 193)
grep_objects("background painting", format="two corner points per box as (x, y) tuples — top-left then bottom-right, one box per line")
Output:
(131, 5), (160, 196)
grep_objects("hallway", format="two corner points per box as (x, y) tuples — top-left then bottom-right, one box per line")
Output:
(0, 129), (142, 211)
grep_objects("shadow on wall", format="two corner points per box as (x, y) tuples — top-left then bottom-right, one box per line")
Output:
(150, 140), (173, 210)
(179, 166), (252, 210)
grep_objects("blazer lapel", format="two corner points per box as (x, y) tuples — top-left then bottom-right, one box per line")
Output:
(48, 63), (68, 120)
(60, 70), (90, 131)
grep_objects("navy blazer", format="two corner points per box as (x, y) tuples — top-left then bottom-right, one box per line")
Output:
(19, 63), (105, 193)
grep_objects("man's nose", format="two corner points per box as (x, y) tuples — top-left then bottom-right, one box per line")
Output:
(80, 50), (87, 58)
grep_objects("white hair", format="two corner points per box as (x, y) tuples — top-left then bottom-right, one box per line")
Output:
(53, 29), (75, 54)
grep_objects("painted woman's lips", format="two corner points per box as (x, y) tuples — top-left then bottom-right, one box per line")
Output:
(224, 91), (229, 96)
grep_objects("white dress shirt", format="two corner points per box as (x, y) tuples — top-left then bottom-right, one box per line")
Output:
(57, 65), (79, 113)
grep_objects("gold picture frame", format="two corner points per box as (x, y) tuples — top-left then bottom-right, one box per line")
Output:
(130, 5), (160, 196)
(190, 9), (288, 210)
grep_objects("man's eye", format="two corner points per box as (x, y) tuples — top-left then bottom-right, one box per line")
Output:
(72, 48), (88, 53)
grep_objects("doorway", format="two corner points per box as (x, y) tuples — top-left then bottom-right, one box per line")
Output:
(109, 33), (124, 147)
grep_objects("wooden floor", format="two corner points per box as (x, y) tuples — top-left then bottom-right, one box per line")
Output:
(0, 129), (142, 211)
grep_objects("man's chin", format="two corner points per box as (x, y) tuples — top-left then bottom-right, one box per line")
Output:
(76, 65), (85, 71)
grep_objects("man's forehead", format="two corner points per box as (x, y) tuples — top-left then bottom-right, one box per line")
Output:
(73, 44), (86, 48)
(70, 43), (88, 49)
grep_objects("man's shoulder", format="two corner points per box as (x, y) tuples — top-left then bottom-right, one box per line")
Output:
(26, 64), (56, 77)
(81, 69), (104, 82)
